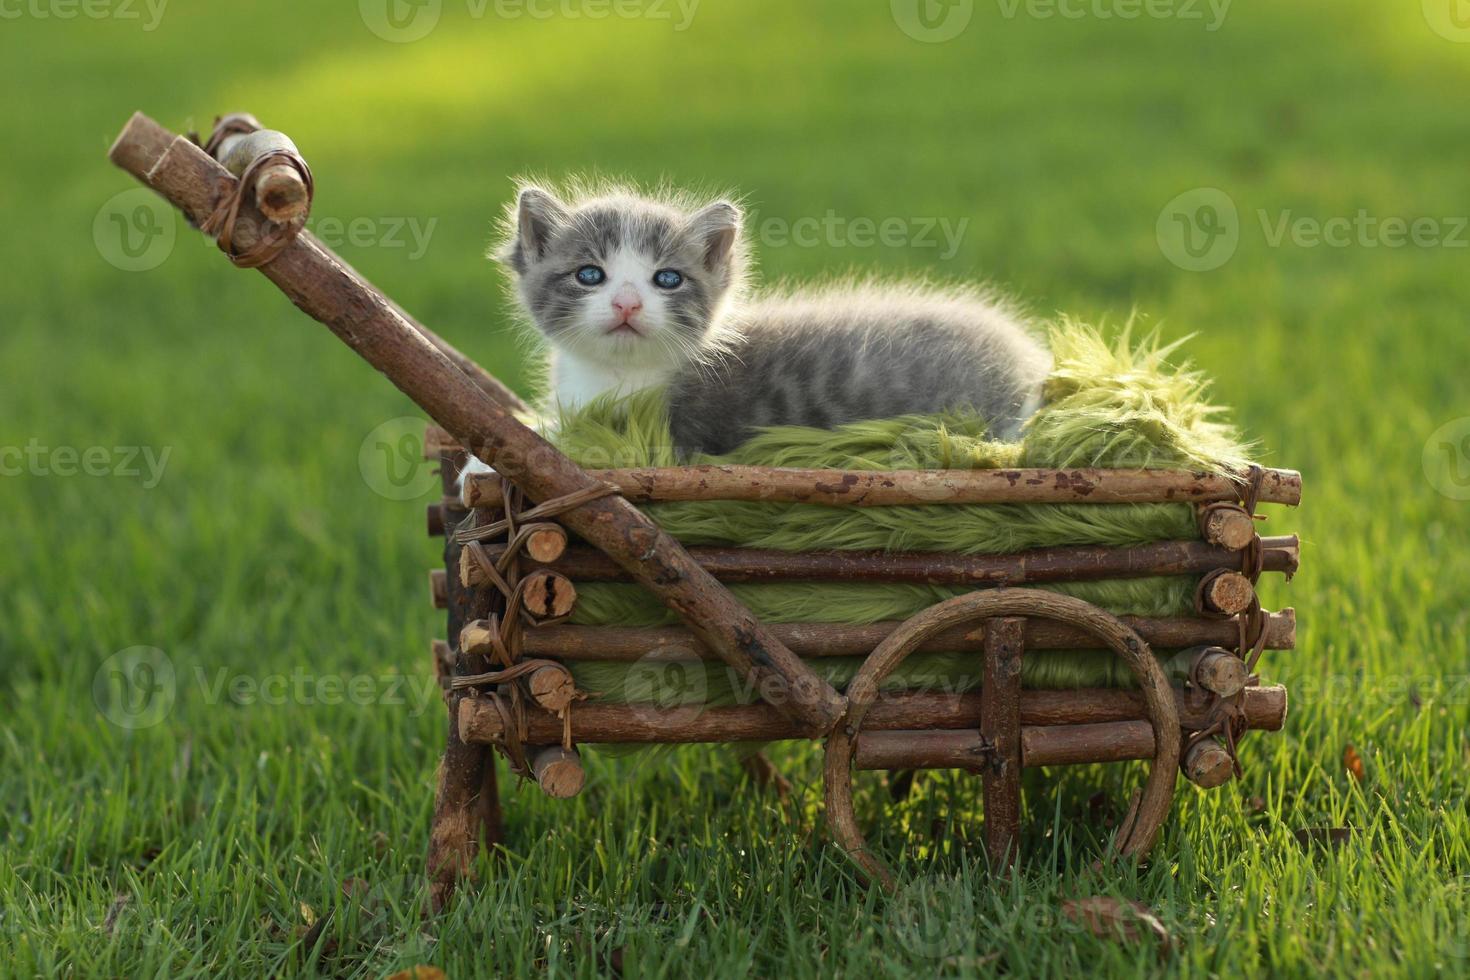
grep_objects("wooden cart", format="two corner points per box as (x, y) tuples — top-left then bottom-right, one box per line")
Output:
(109, 112), (1299, 909)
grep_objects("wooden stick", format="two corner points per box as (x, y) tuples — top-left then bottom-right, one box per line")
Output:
(855, 722), (1156, 770)
(489, 609), (1298, 663)
(524, 526), (568, 564)
(519, 570), (577, 619)
(1164, 647), (1248, 697)
(1198, 570), (1256, 616)
(213, 128), (311, 224)
(429, 569), (447, 610)
(1197, 504), (1258, 551)
(1181, 738), (1235, 788)
(527, 665), (576, 713)
(429, 529), (503, 909)
(108, 112), (843, 734)
(485, 536), (1299, 586)
(530, 746), (585, 798)
(980, 618), (1024, 870)
(459, 684), (1288, 746)
(464, 464), (1302, 509)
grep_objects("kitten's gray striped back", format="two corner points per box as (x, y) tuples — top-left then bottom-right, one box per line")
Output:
(495, 182), (1051, 456)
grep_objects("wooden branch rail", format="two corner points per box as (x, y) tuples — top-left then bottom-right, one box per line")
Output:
(463, 464), (1302, 509)
(463, 535), (1298, 587)
(109, 112), (845, 734)
(468, 609), (1296, 662)
(458, 684), (1287, 746)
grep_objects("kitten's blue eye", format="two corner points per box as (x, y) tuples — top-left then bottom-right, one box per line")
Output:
(575, 265), (605, 286)
(653, 269), (684, 290)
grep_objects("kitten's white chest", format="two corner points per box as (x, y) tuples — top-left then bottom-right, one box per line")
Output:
(549, 350), (670, 410)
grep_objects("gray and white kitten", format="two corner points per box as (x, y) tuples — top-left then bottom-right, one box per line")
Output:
(492, 182), (1050, 457)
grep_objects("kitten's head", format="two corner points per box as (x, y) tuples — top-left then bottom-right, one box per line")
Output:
(495, 181), (747, 368)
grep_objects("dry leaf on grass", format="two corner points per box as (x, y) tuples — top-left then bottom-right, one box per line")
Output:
(101, 893), (131, 934)
(385, 968), (447, 980)
(1344, 744), (1365, 782)
(1062, 897), (1174, 954)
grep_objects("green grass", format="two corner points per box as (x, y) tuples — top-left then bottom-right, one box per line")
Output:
(3, 1), (1469, 975)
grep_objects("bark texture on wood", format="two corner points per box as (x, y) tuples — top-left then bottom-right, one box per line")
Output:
(487, 536), (1298, 586)
(109, 112), (843, 734)
(464, 464), (1302, 508)
(457, 684), (1288, 746)
(494, 610), (1298, 662)
(980, 618), (1024, 871)
(427, 521), (503, 909)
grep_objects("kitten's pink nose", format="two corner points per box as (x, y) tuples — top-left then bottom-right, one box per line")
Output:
(612, 288), (643, 319)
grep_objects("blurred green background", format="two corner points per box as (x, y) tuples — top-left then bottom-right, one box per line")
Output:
(3, 1), (1469, 976)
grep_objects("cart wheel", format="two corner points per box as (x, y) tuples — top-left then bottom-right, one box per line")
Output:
(823, 589), (1180, 889)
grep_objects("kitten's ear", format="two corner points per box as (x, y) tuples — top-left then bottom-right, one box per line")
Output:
(507, 186), (569, 270)
(688, 200), (742, 270)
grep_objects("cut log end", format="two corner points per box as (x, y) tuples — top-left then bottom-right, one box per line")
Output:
(459, 620), (497, 658)
(1200, 571), (1256, 617)
(254, 163), (310, 223)
(527, 665), (576, 713)
(524, 525), (569, 564)
(1200, 505), (1257, 551)
(1189, 647), (1248, 697)
(1182, 739), (1235, 788)
(531, 746), (585, 798)
(521, 570), (577, 619)
(458, 547), (482, 589)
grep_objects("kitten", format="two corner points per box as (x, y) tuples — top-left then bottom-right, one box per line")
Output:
(482, 182), (1050, 464)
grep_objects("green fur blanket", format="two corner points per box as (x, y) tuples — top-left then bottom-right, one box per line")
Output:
(548, 324), (1251, 700)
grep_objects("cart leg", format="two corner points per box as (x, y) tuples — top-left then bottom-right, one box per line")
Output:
(980, 617), (1024, 872)
(427, 508), (504, 911)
